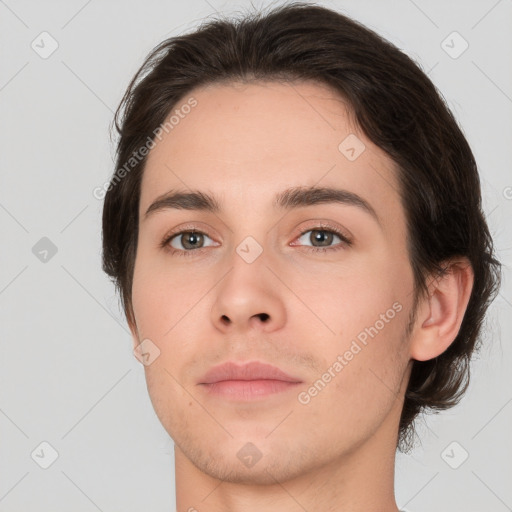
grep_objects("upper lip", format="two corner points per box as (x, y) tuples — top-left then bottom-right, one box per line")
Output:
(199, 361), (302, 384)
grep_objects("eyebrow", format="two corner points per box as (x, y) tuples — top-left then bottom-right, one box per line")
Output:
(144, 186), (380, 225)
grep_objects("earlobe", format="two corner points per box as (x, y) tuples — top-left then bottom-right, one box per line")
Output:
(410, 259), (474, 362)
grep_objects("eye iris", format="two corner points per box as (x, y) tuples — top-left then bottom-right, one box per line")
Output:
(182, 232), (203, 249)
(312, 230), (333, 246)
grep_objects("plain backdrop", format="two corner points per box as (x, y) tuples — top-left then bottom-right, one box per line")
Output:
(1, 0), (511, 510)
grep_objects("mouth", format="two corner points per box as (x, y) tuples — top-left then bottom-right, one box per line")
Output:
(198, 361), (303, 401)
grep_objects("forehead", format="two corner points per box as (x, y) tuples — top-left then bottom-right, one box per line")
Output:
(139, 79), (403, 226)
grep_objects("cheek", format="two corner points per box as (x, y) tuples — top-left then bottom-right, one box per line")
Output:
(298, 297), (409, 446)
(130, 250), (213, 393)
(293, 248), (406, 336)
(131, 273), (171, 340)
(294, 248), (411, 403)
(131, 255), (201, 432)
(131, 247), (205, 340)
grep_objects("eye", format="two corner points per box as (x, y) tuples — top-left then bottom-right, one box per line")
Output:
(160, 224), (352, 257)
(163, 230), (217, 255)
(292, 225), (352, 253)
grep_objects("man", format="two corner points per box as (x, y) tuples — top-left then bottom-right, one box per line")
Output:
(101, 3), (501, 511)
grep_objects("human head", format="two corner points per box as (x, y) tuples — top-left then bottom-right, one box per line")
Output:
(101, 2), (501, 457)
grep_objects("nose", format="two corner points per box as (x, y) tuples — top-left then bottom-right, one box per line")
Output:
(210, 248), (286, 334)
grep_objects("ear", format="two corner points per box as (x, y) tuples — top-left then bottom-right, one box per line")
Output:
(409, 258), (474, 361)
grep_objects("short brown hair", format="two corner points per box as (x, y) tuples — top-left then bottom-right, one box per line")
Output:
(101, 2), (502, 451)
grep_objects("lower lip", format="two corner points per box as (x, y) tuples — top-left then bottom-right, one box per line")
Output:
(200, 379), (301, 400)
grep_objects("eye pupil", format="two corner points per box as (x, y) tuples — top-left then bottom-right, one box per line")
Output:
(312, 230), (333, 246)
(182, 232), (203, 249)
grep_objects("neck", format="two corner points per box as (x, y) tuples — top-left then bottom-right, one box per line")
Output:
(175, 420), (401, 512)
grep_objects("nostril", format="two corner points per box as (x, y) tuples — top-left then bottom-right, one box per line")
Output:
(258, 313), (270, 322)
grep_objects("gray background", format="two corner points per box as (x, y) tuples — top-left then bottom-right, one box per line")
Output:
(1, 0), (511, 510)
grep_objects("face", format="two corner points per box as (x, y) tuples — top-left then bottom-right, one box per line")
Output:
(131, 80), (417, 484)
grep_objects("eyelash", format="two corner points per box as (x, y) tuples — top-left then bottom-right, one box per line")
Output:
(160, 223), (352, 258)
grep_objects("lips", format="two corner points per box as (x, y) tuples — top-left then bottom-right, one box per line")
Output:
(199, 361), (302, 384)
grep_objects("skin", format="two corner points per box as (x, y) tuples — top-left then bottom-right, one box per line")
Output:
(128, 80), (474, 512)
